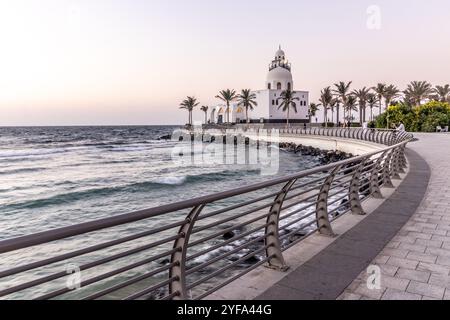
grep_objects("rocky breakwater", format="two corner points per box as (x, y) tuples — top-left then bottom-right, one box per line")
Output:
(278, 142), (353, 165)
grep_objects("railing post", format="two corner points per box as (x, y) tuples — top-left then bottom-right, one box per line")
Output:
(316, 166), (342, 237)
(265, 179), (297, 271)
(398, 151), (406, 173)
(399, 144), (407, 170)
(370, 151), (387, 198)
(382, 150), (395, 188)
(169, 204), (205, 300)
(391, 147), (402, 180)
(349, 158), (368, 215)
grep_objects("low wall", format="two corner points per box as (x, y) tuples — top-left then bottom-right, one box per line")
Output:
(242, 132), (385, 155)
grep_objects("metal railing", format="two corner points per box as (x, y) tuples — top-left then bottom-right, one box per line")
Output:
(278, 127), (410, 146)
(0, 129), (413, 300)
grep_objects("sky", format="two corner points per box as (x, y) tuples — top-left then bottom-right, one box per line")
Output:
(1, 0), (450, 126)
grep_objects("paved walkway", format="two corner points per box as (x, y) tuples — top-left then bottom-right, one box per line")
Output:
(256, 148), (430, 300)
(340, 133), (450, 300)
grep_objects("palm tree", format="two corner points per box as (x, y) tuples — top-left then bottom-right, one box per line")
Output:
(333, 81), (352, 126)
(308, 103), (320, 123)
(367, 93), (379, 122)
(215, 89), (237, 123)
(200, 106), (209, 124)
(433, 84), (450, 102)
(384, 85), (400, 109)
(383, 84), (401, 129)
(372, 83), (387, 116)
(403, 81), (433, 106)
(237, 89), (258, 124)
(352, 87), (371, 125)
(344, 95), (358, 126)
(329, 98), (339, 126)
(277, 90), (300, 127)
(179, 96), (199, 126)
(318, 87), (333, 127)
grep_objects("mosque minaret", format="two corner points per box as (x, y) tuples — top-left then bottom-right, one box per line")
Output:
(210, 47), (309, 124)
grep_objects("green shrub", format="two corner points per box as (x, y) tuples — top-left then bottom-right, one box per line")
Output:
(375, 100), (450, 132)
(421, 112), (449, 132)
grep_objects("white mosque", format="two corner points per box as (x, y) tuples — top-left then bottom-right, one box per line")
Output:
(209, 47), (310, 124)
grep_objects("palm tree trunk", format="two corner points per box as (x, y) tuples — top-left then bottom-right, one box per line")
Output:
(246, 107), (249, 124)
(287, 107), (290, 128)
(204, 112), (207, 124)
(324, 107), (328, 128)
(336, 105), (340, 126)
(360, 105), (363, 125)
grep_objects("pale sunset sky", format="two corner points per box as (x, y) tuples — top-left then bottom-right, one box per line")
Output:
(1, 0), (449, 126)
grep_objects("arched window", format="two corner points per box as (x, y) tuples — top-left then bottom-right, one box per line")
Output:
(287, 82), (291, 90)
(268, 83), (271, 90)
(277, 82), (282, 90)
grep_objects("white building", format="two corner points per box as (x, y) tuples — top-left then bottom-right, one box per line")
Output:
(210, 47), (309, 124)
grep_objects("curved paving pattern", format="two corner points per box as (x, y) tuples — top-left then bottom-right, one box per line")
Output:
(340, 133), (450, 300)
(256, 147), (430, 300)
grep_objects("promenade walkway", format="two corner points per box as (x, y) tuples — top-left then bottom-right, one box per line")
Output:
(257, 133), (450, 300)
(339, 133), (450, 300)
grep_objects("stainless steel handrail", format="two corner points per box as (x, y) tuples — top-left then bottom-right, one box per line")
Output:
(0, 128), (413, 300)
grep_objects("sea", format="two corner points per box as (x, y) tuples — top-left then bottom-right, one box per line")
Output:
(0, 125), (327, 299)
(0, 126), (324, 240)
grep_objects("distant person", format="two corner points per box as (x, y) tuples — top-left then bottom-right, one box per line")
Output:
(303, 123), (307, 131)
(396, 122), (405, 132)
(362, 122), (368, 129)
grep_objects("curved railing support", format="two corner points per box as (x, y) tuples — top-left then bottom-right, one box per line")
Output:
(349, 158), (368, 215)
(316, 166), (342, 237)
(391, 148), (402, 180)
(382, 150), (395, 188)
(399, 145), (407, 170)
(169, 204), (205, 300)
(369, 151), (387, 198)
(265, 179), (297, 271)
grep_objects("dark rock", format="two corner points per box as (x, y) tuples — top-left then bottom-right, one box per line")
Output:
(158, 134), (171, 140)
(241, 253), (260, 265)
(223, 231), (235, 240)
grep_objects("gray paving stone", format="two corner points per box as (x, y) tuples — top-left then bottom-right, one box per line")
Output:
(382, 288), (422, 300)
(396, 268), (430, 283)
(381, 275), (410, 291)
(398, 242), (426, 253)
(415, 238), (443, 248)
(407, 281), (445, 299)
(416, 262), (450, 275)
(387, 257), (419, 270)
(406, 251), (438, 264)
(428, 274), (450, 289)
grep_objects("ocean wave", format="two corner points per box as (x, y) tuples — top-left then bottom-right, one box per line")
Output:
(0, 167), (46, 176)
(151, 176), (187, 185)
(0, 148), (67, 159)
(0, 169), (257, 211)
